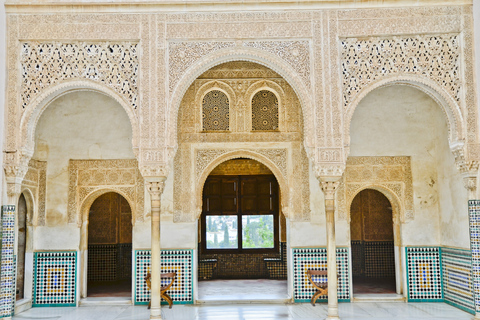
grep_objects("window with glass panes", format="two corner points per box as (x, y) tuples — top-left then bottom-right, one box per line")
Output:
(201, 175), (279, 253)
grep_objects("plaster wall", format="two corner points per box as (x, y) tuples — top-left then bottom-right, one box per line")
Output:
(0, 0), (6, 204)
(32, 91), (135, 250)
(349, 85), (468, 248)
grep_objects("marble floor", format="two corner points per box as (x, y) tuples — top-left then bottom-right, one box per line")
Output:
(12, 302), (474, 320)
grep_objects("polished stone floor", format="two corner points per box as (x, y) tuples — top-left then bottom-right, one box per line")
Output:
(12, 302), (474, 320)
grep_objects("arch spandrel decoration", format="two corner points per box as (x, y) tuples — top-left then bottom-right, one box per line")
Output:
(20, 42), (139, 112)
(21, 159), (47, 226)
(68, 159), (144, 226)
(341, 34), (465, 148)
(337, 156), (413, 223)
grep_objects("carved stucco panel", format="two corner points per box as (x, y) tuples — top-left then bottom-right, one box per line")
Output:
(337, 156), (413, 223)
(168, 42), (236, 93)
(168, 40), (312, 96)
(20, 42), (139, 112)
(243, 41), (311, 89)
(68, 159), (145, 226)
(341, 34), (461, 110)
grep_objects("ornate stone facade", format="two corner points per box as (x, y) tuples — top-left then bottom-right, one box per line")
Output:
(4, 5), (477, 178)
(68, 159), (145, 226)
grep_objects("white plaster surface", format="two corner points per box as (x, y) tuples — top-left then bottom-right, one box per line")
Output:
(33, 91), (135, 249)
(34, 225), (80, 250)
(349, 85), (468, 248)
(160, 220), (197, 249)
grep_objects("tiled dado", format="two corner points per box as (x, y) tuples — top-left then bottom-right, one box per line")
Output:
(406, 247), (443, 302)
(134, 250), (193, 305)
(33, 252), (77, 307)
(292, 248), (350, 303)
(442, 247), (474, 314)
(469, 200), (480, 313)
(0, 206), (16, 317)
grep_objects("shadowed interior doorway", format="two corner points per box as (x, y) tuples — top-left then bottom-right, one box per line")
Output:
(351, 189), (396, 294)
(87, 192), (132, 297)
(197, 159), (288, 301)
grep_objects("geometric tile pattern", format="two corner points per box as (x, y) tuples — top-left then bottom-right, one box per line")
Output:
(292, 248), (350, 302)
(264, 242), (287, 280)
(32, 252), (77, 307)
(442, 247), (475, 314)
(251, 90), (279, 131)
(0, 205), (16, 316)
(202, 90), (229, 131)
(469, 200), (480, 313)
(134, 250), (193, 305)
(406, 247), (443, 301)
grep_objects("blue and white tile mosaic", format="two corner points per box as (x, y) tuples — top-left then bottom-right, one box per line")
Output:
(292, 248), (350, 302)
(33, 252), (76, 307)
(1, 205), (15, 317)
(442, 247), (474, 314)
(406, 247), (443, 301)
(134, 250), (193, 305)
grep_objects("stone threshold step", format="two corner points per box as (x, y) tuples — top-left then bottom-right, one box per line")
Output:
(352, 294), (405, 303)
(79, 297), (133, 306)
(196, 298), (292, 305)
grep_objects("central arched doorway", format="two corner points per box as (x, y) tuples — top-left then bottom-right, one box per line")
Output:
(87, 192), (132, 297)
(197, 158), (288, 301)
(350, 189), (396, 294)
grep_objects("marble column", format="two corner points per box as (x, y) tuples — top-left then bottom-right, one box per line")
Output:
(147, 178), (166, 320)
(320, 179), (340, 320)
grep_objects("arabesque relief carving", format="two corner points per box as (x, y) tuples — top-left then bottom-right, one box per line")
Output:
(4, 5), (477, 184)
(341, 34), (460, 108)
(337, 156), (413, 223)
(68, 159), (144, 226)
(21, 159), (47, 226)
(21, 42), (139, 111)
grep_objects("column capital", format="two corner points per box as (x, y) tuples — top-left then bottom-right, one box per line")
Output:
(146, 178), (167, 201)
(318, 177), (341, 201)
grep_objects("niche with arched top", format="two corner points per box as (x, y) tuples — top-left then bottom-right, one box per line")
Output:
(350, 189), (396, 294)
(87, 192), (132, 297)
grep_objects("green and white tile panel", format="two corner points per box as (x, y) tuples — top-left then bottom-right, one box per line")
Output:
(32, 252), (77, 307)
(134, 250), (193, 305)
(292, 247), (350, 303)
(406, 247), (443, 302)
